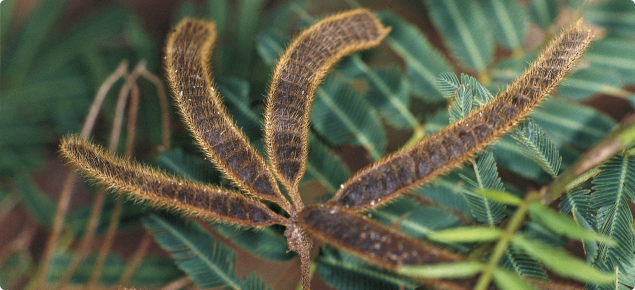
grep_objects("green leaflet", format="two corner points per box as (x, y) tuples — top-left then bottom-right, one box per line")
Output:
(513, 235), (614, 284)
(591, 156), (635, 272)
(398, 261), (483, 279)
(312, 76), (387, 160)
(500, 245), (548, 281)
(232, 0), (266, 78)
(585, 0), (635, 37)
(173, 0), (198, 23)
(476, 189), (522, 206)
(427, 226), (501, 243)
(361, 65), (417, 129)
(529, 0), (560, 29)
(217, 78), (263, 141)
(424, 0), (494, 72)
(492, 267), (537, 290)
(143, 214), (269, 289)
(558, 67), (630, 101)
(559, 189), (598, 263)
(316, 245), (418, 290)
(611, 256), (635, 290)
(449, 84), (473, 123)
(47, 252), (183, 286)
(492, 98), (615, 181)
(585, 37), (635, 84)
(477, 0), (527, 50)
(371, 198), (469, 252)
(412, 169), (471, 215)
(342, 56), (419, 130)
(511, 119), (562, 177)
(378, 11), (452, 102)
(302, 135), (352, 195)
(12, 172), (55, 227)
(206, 0), (229, 35)
(36, 5), (157, 83)
(4, 0), (71, 85)
(461, 152), (507, 226)
(530, 99), (616, 149)
(256, 29), (287, 66)
(155, 148), (221, 184)
(529, 202), (614, 245)
(437, 72), (461, 97)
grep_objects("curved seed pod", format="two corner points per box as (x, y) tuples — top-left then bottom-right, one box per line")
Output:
(60, 136), (287, 227)
(265, 9), (390, 204)
(299, 204), (464, 268)
(330, 20), (592, 210)
(165, 19), (289, 210)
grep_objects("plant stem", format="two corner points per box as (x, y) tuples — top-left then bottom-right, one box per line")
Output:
(473, 193), (539, 290)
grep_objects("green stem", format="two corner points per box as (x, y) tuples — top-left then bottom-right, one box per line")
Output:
(473, 193), (539, 290)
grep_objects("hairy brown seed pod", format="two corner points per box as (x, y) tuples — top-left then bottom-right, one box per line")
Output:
(330, 20), (592, 211)
(165, 19), (290, 210)
(298, 204), (474, 290)
(264, 9), (390, 206)
(60, 137), (287, 227)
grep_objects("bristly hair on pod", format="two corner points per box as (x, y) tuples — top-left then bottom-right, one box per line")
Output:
(59, 136), (287, 227)
(165, 18), (291, 211)
(264, 9), (390, 208)
(328, 19), (592, 211)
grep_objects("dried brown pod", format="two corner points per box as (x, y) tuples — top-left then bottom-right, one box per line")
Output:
(60, 136), (287, 227)
(265, 9), (390, 207)
(329, 19), (592, 211)
(165, 19), (290, 210)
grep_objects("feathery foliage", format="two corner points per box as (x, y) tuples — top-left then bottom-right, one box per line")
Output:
(143, 213), (270, 289)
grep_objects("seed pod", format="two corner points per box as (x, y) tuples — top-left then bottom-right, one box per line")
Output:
(165, 19), (289, 210)
(60, 136), (286, 227)
(330, 20), (592, 210)
(265, 9), (390, 205)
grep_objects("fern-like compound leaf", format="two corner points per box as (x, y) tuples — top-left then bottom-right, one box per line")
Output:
(424, 0), (494, 72)
(558, 67), (627, 102)
(478, 0), (527, 50)
(449, 84), (474, 123)
(311, 76), (387, 160)
(363, 66), (415, 129)
(436, 72), (461, 97)
(461, 152), (507, 225)
(378, 11), (452, 102)
(511, 119), (562, 177)
(500, 245), (548, 281)
(559, 189), (596, 235)
(585, 0), (635, 37)
(217, 78), (263, 142)
(529, 0), (560, 29)
(143, 214), (269, 290)
(302, 135), (352, 195)
(591, 155), (635, 273)
(316, 245), (418, 290)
